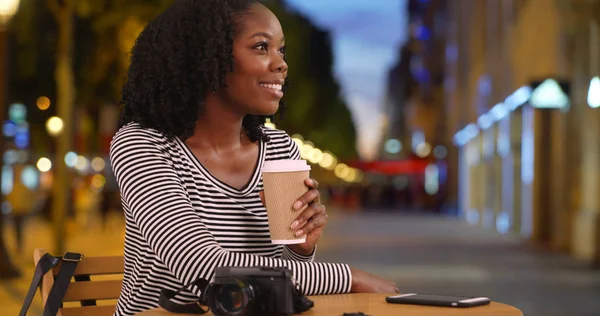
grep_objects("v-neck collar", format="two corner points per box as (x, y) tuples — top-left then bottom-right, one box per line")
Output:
(175, 137), (265, 198)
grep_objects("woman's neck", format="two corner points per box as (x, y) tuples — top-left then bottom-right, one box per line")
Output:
(187, 95), (248, 151)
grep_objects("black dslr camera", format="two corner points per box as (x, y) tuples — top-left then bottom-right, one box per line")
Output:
(203, 266), (314, 316)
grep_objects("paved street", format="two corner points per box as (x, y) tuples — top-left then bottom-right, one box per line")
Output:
(319, 211), (600, 316)
(2, 209), (600, 315)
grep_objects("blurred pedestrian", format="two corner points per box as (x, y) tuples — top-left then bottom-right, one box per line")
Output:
(6, 164), (37, 254)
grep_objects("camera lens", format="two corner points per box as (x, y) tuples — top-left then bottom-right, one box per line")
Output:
(218, 284), (246, 312)
(212, 281), (254, 316)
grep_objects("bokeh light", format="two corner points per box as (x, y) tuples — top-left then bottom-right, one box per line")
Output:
(91, 157), (106, 172)
(46, 116), (64, 136)
(36, 157), (52, 172)
(64, 152), (78, 168)
(36, 96), (51, 110)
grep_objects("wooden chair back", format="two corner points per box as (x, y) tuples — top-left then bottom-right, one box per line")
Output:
(33, 248), (124, 316)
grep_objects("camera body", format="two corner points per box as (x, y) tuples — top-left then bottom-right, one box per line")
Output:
(204, 266), (313, 316)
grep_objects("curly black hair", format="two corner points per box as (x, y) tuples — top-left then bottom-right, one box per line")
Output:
(119, 0), (286, 142)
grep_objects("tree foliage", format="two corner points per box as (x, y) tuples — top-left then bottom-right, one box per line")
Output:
(9, 0), (357, 159)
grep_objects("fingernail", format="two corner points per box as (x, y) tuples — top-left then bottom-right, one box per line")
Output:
(293, 201), (302, 210)
(295, 230), (303, 237)
(290, 220), (299, 230)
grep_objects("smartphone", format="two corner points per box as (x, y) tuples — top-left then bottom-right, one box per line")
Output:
(386, 293), (491, 308)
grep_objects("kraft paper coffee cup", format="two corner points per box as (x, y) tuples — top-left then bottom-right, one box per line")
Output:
(262, 159), (311, 244)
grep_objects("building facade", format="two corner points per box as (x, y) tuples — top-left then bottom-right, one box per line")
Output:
(446, 0), (600, 264)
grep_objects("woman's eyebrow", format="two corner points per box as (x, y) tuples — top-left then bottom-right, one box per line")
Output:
(248, 32), (285, 42)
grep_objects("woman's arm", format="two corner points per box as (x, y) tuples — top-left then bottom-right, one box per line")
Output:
(281, 244), (316, 262)
(110, 126), (350, 296)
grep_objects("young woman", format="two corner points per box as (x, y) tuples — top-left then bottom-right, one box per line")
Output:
(110, 1), (398, 314)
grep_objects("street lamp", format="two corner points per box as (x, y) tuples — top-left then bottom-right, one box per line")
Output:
(0, 0), (20, 26)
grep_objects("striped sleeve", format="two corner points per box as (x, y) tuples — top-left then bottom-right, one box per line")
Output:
(281, 245), (316, 262)
(109, 128), (352, 296)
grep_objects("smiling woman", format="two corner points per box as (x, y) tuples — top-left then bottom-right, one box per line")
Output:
(111, 1), (398, 315)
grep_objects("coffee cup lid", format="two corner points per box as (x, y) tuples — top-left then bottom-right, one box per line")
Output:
(262, 159), (311, 173)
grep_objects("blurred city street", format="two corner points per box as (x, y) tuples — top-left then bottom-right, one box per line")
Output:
(3, 0), (600, 315)
(2, 209), (600, 316)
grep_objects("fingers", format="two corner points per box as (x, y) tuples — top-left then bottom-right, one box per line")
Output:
(292, 178), (320, 210)
(391, 281), (400, 293)
(304, 178), (319, 189)
(289, 178), (325, 236)
(293, 209), (328, 237)
(293, 188), (320, 210)
(291, 202), (327, 233)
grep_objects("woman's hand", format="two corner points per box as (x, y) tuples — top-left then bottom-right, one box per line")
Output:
(258, 178), (327, 256)
(288, 179), (327, 256)
(350, 268), (400, 293)
(287, 178), (328, 255)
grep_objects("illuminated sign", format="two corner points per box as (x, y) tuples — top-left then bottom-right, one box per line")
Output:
(529, 79), (570, 109)
(587, 76), (600, 108)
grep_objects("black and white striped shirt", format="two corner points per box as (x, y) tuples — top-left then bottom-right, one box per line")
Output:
(109, 123), (352, 316)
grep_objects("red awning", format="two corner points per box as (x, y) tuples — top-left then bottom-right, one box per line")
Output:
(348, 159), (432, 175)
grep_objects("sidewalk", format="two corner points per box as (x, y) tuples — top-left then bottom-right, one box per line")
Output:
(0, 213), (126, 315)
(0, 209), (345, 314)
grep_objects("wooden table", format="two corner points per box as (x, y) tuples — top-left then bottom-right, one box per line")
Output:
(137, 293), (523, 315)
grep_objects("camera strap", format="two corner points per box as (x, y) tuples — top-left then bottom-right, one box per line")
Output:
(20, 252), (85, 316)
(292, 282), (314, 313)
(158, 277), (211, 314)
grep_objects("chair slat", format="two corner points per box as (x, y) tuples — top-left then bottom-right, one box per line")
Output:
(63, 280), (123, 301)
(52, 256), (125, 276)
(34, 248), (124, 316)
(60, 305), (117, 316)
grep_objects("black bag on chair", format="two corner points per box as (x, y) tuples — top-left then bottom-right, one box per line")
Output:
(20, 252), (86, 316)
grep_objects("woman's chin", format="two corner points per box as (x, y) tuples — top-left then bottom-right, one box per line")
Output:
(253, 104), (280, 116)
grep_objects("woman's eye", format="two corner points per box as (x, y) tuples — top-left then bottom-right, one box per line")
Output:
(254, 43), (268, 51)
(279, 46), (286, 55)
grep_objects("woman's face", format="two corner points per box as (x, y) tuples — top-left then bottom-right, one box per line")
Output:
(220, 3), (288, 116)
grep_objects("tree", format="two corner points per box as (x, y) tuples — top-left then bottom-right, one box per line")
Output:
(5, 0), (173, 255)
(47, 0), (174, 253)
(44, 0), (76, 255)
(0, 17), (19, 280)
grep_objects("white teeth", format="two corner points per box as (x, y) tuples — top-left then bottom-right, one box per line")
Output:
(260, 83), (282, 91)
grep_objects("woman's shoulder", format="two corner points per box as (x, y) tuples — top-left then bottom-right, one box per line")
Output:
(261, 127), (301, 160)
(110, 122), (174, 155)
(112, 122), (170, 144)
(261, 127), (294, 144)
